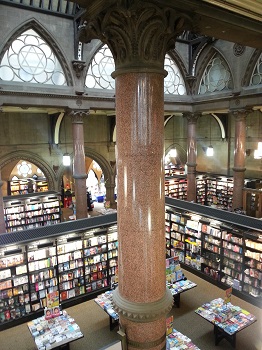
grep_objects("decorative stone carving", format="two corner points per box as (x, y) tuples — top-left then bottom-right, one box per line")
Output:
(77, 1), (192, 73)
(72, 60), (86, 78)
(233, 43), (246, 57)
(183, 111), (200, 124)
(69, 109), (90, 123)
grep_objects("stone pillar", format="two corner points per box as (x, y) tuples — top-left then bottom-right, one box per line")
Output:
(105, 183), (116, 209)
(77, 2), (191, 349)
(0, 172), (6, 233)
(231, 109), (248, 210)
(70, 110), (89, 219)
(183, 112), (200, 202)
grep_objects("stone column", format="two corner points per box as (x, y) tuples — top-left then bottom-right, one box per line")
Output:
(70, 110), (89, 219)
(183, 112), (200, 202)
(231, 109), (248, 210)
(105, 183), (116, 209)
(78, 2), (191, 349)
(0, 172), (6, 233)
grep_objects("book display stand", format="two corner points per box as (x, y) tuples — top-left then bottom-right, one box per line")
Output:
(195, 298), (257, 348)
(166, 329), (200, 350)
(166, 315), (200, 349)
(27, 309), (83, 350)
(94, 290), (119, 331)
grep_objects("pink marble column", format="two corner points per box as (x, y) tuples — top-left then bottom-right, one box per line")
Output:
(183, 112), (200, 202)
(75, 2), (191, 348)
(231, 109), (248, 210)
(113, 70), (172, 349)
(70, 110), (88, 219)
(0, 173), (6, 233)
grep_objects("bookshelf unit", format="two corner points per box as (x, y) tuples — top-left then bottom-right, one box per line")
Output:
(243, 188), (262, 218)
(165, 197), (262, 308)
(8, 179), (48, 196)
(3, 191), (62, 233)
(0, 214), (118, 329)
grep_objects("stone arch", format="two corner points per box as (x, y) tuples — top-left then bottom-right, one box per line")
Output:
(56, 148), (115, 192)
(167, 50), (189, 94)
(192, 45), (234, 95)
(0, 18), (73, 86)
(242, 49), (262, 86)
(0, 150), (56, 190)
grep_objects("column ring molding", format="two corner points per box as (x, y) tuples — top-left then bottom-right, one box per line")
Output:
(232, 167), (246, 172)
(73, 174), (87, 180)
(112, 66), (167, 79)
(112, 287), (173, 323)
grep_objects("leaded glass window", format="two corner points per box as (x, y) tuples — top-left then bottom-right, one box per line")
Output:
(85, 45), (186, 95)
(250, 53), (262, 86)
(198, 54), (232, 94)
(164, 55), (186, 95)
(0, 29), (67, 85)
(85, 46), (115, 89)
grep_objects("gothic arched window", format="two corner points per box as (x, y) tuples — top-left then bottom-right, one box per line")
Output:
(0, 29), (67, 85)
(250, 53), (262, 86)
(85, 45), (186, 95)
(198, 53), (232, 94)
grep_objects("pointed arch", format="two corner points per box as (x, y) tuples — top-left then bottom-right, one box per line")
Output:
(193, 46), (233, 95)
(56, 148), (116, 194)
(164, 50), (187, 95)
(242, 49), (262, 86)
(0, 18), (73, 85)
(0, 151), (56, 190)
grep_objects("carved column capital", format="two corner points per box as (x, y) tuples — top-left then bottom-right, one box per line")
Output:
(230, 108), (252, 121)
(68, 109), (90, 124)
(183, 112), (201, 124)
(78, 1), (192, 75)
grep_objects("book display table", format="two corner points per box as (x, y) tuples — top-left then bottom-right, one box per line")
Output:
(27, 310), (83, 350)
(94, 291), (119, 331)
(167, 279), (197, 308)
(166, 328), (200, 349)
(195, 298), (257, 348)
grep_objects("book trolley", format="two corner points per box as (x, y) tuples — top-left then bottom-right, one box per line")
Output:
(195, 297), (257, 348)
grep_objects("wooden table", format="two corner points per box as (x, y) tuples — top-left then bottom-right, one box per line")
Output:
(195, 298), (257, 348)
(27, 310), (83, 350)
(167, 279), (197, 308)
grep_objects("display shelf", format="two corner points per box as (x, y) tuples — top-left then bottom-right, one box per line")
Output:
(243, 234), (262, 299)
(165, 197), (262, 308)
(201, 221), (221, 281)
(83, 230), (108, 293)
(27, 239), (57, 313)
(3, 192), (62, 233)
(0, 245), (30, 323)
(165, 176), (187, 200)
(0, 214), (118, 330)
(243, 188), (262, 218)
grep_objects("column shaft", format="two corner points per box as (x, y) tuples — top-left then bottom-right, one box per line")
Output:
(0, 174), (6, 233)
(71, 111), (88, 219)
(184, 113), (199, 202)
(232, 110), (247, 210)
(115, 71), (168, 349)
